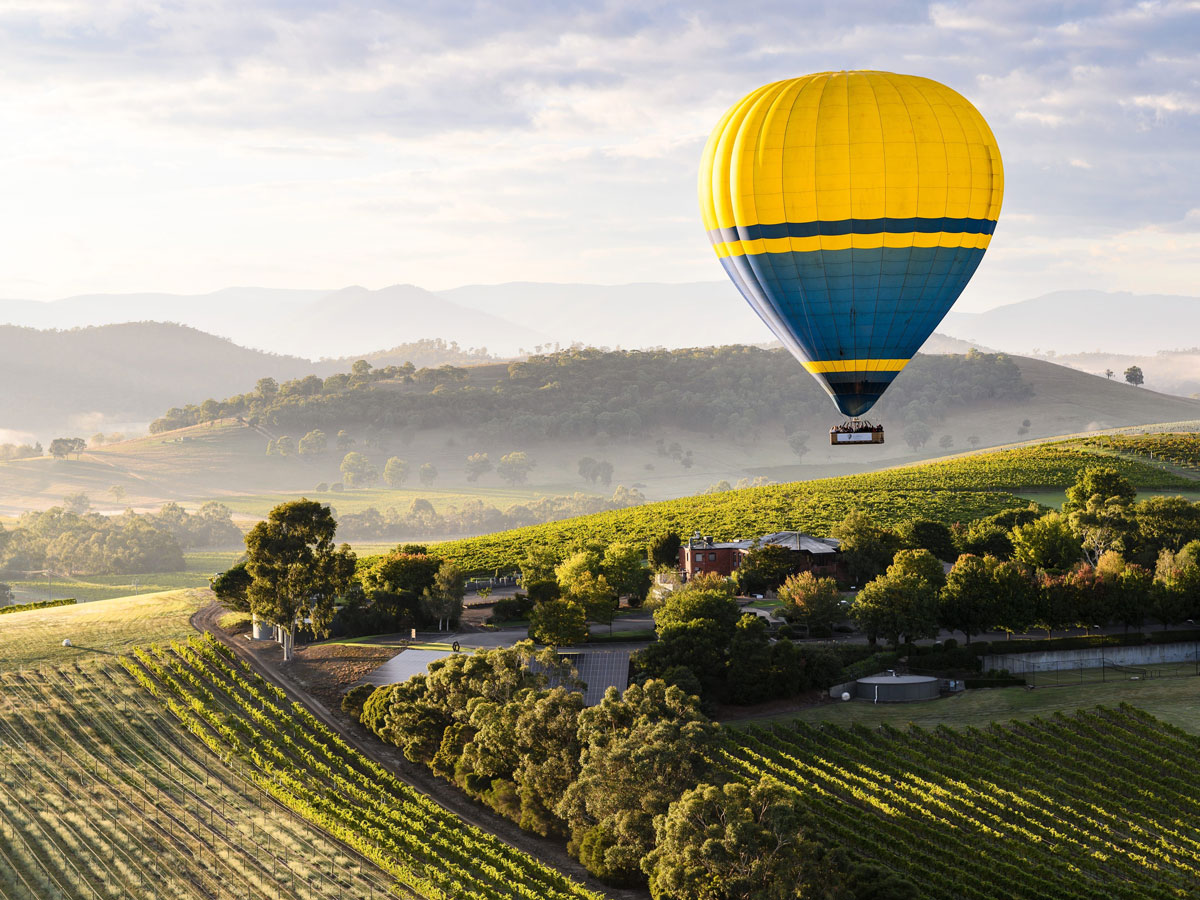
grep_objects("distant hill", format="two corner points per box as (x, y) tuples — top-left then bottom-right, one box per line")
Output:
(3, 345), (1199, 521)
(0, 323), (315, 435)
(7, 283), (1198, 364)
(942, 290), (1200, 356)
(1020, 348), (1200, 398)
(0, 281), (772, 358)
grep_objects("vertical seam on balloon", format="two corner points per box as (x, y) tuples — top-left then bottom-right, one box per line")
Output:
(843, 72), (857, 370)
(861, 72), (887, 372)
(811, 74), (840, 366)
(920, 87), (977, 351)
(904, 76), (953, 358)
(778, 78), (818, 361)
(879, 72), (922, 362)
(741, 83), (798, 361)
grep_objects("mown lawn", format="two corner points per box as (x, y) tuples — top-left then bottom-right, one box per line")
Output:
(0, 588), (207, 672)
(742, 672), (1200, 734)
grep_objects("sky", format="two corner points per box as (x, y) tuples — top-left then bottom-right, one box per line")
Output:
(0, 0), (1197, 311)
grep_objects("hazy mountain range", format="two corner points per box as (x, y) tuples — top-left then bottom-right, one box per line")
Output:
(3, 284), (1199, 436)
(2, 284), (1196, 362)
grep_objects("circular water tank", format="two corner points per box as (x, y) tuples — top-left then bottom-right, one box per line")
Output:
(856, 674), (939, 703)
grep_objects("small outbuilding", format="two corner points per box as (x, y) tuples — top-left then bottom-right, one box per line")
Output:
(856, 673), (939, 703)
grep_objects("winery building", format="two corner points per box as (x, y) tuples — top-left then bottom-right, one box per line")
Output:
(679, 531), (843, 580)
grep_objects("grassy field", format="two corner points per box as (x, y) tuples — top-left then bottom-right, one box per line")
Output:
(6, 550), (242, 604)
(0, 589), (207, 672)
(745, 671), (1200, 734)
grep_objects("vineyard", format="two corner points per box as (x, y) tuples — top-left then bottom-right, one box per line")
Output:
(720, 706), (1200, 900)
(835, 443), (1194, 492)
(1082, 433), (1200, 473)
(428, 442), (1198, 572)
(0, 636), (606, 900)
(0, 657), (397, 900)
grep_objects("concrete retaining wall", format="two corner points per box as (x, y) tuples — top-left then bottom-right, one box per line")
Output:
(984, 641), (1200, 673)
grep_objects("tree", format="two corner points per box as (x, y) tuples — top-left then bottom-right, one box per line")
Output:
(787, 433), (809, 460)
(601, 542), (650, 605)
(49, 437), (86, 459)
(778, 571), (844, 632)
(273, 435), (295, 456)
(62, 492), (91, 514)
(107, 484), (126, 501)
(255, 377), (279, 402)
(938, 434), (953, 449)
(420, 560), (466, 630)
(555, 548), (604, 596)
(335, 430), (355, 451)
(383, 457), (409, 487)
(939, 554), (994, 643)
(647, 531), (682, 570)
(1104, 368), (1114, 379)
(1011, 513), (1082, 573)
(726, 614), (772, 705)
(733, 543), (800, 595)
(0, 583), (12, 607)
(559, 680), (717, 885)
(340, 452), (379, 488)
(568, 571), (618, 632)
(419, 463), (438, 486)
(496, 451), (535, 485)
(832, 510), (900, 585)
(1124, 365), (1144, 386)
(211, 561), (252, 613)
(578, 457), (599, 483)
(243, 499), (356, 661)
(1064, 467), (1137, 514)
(990, 558), (1037, 638)
(850, 570), (938, 646)
(896, 518), (957, 561)
(298, 429), (327, 455)
(529, 599), (588, 646)
(465, 452), (492, 482)
(646, 777), (814, 900)
(903, 423), (932, 450)
(888, 548), (946, 593)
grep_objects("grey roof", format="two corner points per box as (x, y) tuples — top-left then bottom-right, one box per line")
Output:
(360, 645), (632, 707)
(361, 648), (453, 686)
(687, 531), (840, 554)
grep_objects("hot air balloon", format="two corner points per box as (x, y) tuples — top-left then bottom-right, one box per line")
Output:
(699, 71), (1003, 445)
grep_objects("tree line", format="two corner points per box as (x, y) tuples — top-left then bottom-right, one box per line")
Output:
(760, 467), (1200, 648)
(334, 487), (646, 541)
(0, 501), (241, 576)
(149, 345), (1031, 444)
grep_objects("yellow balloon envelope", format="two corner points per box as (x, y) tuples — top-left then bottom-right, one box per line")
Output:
(699, 71), (1003, 417)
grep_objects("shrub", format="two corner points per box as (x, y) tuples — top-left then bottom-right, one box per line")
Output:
(341, 683), (376, 723)
(489, 593), (535, 623)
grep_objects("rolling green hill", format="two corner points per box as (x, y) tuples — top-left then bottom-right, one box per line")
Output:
(425, 442), (1199, 572)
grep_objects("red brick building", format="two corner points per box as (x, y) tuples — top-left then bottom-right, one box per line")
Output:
(679, 531), (843, 580)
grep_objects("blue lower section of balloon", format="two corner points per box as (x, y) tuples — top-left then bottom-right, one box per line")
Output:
(719, 244), (987, 417)
(821, 370), (901, 418)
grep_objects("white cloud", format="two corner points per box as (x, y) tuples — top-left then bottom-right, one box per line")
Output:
(0, 0), (1194, 310)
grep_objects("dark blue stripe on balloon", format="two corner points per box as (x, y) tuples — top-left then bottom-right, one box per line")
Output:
(708, 217), (996, 244)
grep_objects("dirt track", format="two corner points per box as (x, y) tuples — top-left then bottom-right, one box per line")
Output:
(191, 601), (646, 900)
